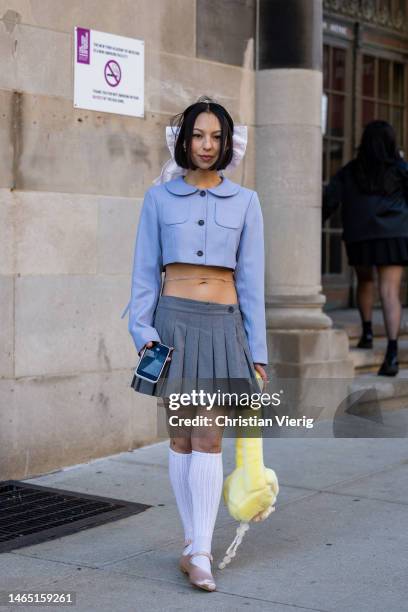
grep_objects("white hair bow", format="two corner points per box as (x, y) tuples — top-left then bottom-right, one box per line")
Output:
(152, 125), (248, 185)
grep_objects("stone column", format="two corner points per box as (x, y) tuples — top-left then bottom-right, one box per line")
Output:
(255, 0), (353, 377)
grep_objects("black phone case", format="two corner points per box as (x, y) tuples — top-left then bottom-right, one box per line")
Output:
(130, 347), (171, 390)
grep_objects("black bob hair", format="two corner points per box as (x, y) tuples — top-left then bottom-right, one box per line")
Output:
(352, 120), (404, 195)
(170, 95), (234, 171)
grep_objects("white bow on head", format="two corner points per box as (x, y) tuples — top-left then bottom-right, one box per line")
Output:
(152, 125), (248, 185)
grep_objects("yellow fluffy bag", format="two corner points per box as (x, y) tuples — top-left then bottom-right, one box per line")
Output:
(219, 371), (279, 569)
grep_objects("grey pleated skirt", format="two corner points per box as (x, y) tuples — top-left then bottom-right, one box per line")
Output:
(131, 294), (261, 406)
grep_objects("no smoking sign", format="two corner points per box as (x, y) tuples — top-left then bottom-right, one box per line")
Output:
(104, 60), (121, 87)
(74, 27), (144, 118)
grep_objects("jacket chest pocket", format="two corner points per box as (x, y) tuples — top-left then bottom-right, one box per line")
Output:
(161, 202), (190, 254)
(214, 200), (242, 228)
(163, 202), (190, 225)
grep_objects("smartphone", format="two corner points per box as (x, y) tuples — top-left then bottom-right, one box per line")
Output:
(133, 341), (173, 384)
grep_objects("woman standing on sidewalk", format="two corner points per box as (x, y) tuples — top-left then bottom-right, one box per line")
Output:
(122, 96), (268, 591)
(323, 120), (408, 376)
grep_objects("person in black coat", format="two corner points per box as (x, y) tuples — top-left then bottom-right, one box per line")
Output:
(323, 120), (408, 376)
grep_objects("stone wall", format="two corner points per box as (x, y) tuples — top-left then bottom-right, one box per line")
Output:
(0, 0), (256, 479)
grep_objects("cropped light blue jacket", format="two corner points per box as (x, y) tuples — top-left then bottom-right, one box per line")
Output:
(121, 175), (268, 365)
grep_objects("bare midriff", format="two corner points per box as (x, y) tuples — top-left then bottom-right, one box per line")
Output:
(162, 263), (238, 305)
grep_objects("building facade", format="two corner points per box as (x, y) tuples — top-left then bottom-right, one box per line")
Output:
(322, 0), (408, 308)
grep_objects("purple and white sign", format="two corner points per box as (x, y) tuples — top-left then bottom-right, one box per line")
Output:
(73, 27), (144, 118)
(76, 27), (90, 64)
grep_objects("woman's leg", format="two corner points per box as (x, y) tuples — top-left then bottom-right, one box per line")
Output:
(188, 405), (227, 573)
(354, 264), (375, 331)
(376, 266), (403, 377)
(376, 265), (404, 342)
(164, 399), (194, 554)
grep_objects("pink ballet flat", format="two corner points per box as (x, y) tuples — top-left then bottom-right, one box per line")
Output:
(187, 551), (216, 592)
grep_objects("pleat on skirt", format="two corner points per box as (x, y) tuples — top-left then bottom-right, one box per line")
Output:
(131, 295), (261, 408)
(345, 237), (408, 266)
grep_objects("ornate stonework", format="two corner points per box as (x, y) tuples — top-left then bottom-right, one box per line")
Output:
(323, 0), (407, 32)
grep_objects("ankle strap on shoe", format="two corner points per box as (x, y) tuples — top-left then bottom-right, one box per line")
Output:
(190, 551), (213, 562)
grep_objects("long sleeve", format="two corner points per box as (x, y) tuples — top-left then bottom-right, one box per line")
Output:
(123, 188), (163, 355)
(322, 169), (344, 223)
(234, 191), (268, 365)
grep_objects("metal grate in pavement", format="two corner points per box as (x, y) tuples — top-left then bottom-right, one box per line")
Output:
(0, 480), (151, 553)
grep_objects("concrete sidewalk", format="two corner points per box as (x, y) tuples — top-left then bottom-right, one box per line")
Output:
(1, 434), (407, 612)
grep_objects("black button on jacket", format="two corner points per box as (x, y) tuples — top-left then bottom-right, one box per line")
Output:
(322, 159), (408, 243)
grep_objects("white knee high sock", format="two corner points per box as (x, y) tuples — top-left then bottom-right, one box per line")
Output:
(168, 448), (193, 551)
(188, 450), (223, 572)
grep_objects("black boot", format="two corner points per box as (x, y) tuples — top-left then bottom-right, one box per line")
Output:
(377, 339), (399, 377)
(357, 320), (373, 349)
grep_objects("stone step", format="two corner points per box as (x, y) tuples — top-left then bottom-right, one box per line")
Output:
(348, 369), (408, 417)
(327, 307), (408, 341)
(350, 338), (408, 372)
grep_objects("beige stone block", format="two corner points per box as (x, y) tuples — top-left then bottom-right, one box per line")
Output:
(15, 275), (136, 377)
(266, 329), (350, 365)
(0, 0), (195, 57)
(12, 190), (97, 274)
(98, 195), (141, 275)
(272, 359), (354, 379)
(0, 89), (13, 188)
(267, 331), (299, 363)
(10, 94), (169, 196)
(256, 69), (322, 127)
(264, 205), (322, 291)
(146, 48), (255, 123)
(0, 189), (14, 273)
(0, 369), (159, 480)
(268, 330), (330, 363)
(328, 329), (351, 361)
(0, 275), (13, 377)
(255, 124), (322, 206)
(1, 189), (139, 276)
(0, 21), (71, 97)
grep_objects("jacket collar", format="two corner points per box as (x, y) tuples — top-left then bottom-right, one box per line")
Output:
(164, 175), (240, 197)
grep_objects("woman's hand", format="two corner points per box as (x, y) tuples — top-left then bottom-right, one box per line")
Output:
(254, 363), (268, 388)
(138, 341), (172, 362)
(138, 341), (154, 358)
